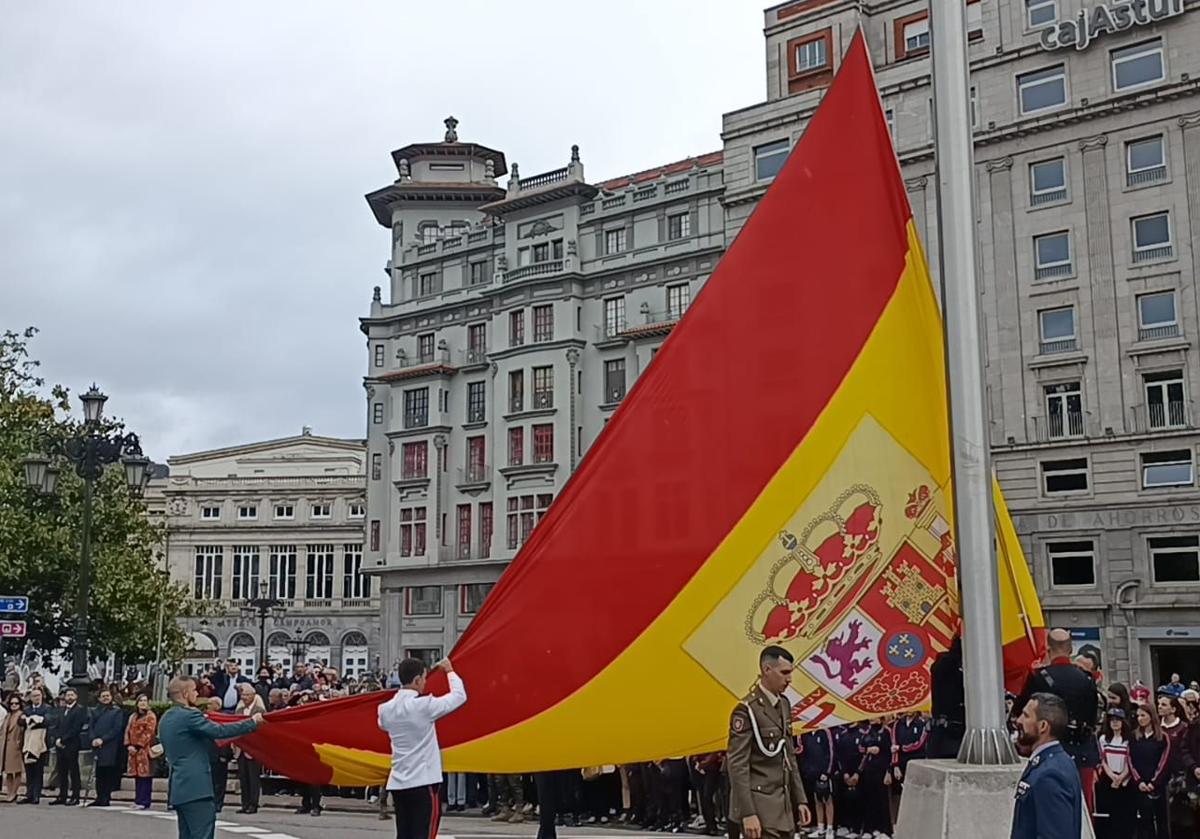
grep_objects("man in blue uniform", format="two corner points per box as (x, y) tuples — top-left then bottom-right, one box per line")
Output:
(1010, 692), (1081, 839)
(159, 676), (263, 839)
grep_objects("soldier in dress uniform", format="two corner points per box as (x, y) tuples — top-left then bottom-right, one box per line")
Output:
(1010, 692), (1082, 839)
(726, 646), (812, 839)
(1012, 629), (1102, 815)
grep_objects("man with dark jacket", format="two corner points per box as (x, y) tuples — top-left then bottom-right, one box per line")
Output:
(20, 687), (54, 804)
(49, 688), (87, 806)
(87, 688), (126, 807)
(210, 660), (252, 712)
(252, 667), (274, 704)
(1012, 628), (1102, 815)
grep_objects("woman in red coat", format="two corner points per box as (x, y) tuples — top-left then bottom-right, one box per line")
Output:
(124, 694), (158, 810)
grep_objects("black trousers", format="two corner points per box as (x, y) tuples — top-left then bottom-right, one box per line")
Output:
(1094, 778), (1135, 839)
(392, 783), (441, 839)
(212, 759), (229, 811)
(238, 756), (261, 810)
(1134, 789), (1170, 839)
(860, 772), (892, 835)
(56, 747), (81, 801)
(301, 784), (323, 812)
(535, 773), (558, 839)
(94, 764), (120, 805)
(24, 753), (47, 802)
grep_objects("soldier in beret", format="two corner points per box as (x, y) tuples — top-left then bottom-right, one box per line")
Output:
(726, 646), (811, 839)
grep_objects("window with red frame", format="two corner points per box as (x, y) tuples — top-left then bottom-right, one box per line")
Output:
(479, 502), (493, 558)
(508, 427), (524, 466)
(532, 424), (554, 463)
(400, 506), (427, 557)
(466, 436), (486, 482)
(509, 310), (525, 347)
(533, 305), (554, 342)
(457, 504), (472, 559)
(401, 441), (428, 479)
(506, 493), (553, 550)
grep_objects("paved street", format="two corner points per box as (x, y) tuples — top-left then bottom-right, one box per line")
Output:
(0, 805), (671, 839)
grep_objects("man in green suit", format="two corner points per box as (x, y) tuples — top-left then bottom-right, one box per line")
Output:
(159, 676), (264, 839)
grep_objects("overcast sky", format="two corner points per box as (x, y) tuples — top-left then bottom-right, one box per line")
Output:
(2, 2), (764, 462)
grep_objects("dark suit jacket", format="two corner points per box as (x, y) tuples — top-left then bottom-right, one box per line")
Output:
(158, 705), (257, 805)
(1010, 742), (1082, 839)
(1014, 660), (1102, 767)
(89, 705), (126, 767)
(209, 672), (252, 711)
(57, 705), (87, 750)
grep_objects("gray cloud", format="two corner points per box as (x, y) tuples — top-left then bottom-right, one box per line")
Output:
(1, 1), (762, 461)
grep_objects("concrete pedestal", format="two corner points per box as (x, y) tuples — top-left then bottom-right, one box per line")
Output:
(895, 759), (1094, 839)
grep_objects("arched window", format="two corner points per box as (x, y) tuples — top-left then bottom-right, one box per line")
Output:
(266, 632), (292, 671)
(229, 632), (257, 672)
(341, 631), (370, 679)
(305, 631), (331, 668)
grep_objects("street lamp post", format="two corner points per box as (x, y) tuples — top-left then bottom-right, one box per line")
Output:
(21, 385), (149, 704)
(239, 581), (288, 670)
(287, 631), (307, 671)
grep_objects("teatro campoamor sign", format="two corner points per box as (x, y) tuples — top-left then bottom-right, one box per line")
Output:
(1041, 0), (1185, 50)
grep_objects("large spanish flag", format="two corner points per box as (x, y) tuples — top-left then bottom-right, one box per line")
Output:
(236, 32), (1044, 785)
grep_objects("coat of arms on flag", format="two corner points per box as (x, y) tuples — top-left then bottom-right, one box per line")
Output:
(683, 415), (962, 727)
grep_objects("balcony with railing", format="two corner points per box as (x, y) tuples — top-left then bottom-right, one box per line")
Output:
(1138, 323), (1181, 342)
(1138, 400), (1190, 432)
(504, 259), (564, 283)
(1039, 337), (1078, 355)
(594, 321), (628, 343)
(1134, 244), (1174, 263)
(1031, 189), (1067, 206)
(1035, 262), (1073, 280)
(1127, 166), (1167, 188)
(1032, 411), (1085, 442)
(455, 463), (490, 491)
(459, 347), (489, 368)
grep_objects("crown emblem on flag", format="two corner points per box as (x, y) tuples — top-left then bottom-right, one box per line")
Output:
(746, 485), (883, 644)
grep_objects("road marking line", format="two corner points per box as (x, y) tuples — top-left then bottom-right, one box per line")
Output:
(219, 827), (269, 834)
(249, 833), (302, 839)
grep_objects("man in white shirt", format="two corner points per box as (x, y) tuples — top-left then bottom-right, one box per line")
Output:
(378, 656), (467, 839)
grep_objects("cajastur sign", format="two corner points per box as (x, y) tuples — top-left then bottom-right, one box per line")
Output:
(1040, 0), (1185, 50)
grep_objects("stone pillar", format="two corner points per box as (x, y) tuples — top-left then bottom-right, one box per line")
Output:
(433, 434), (447, 561)
(1078, 134), (1125, 434)
(1176, 112), (1200, 410)
(379, 586), (404, 675)
(566, 348), (580, 471)
(984, 157), (1026, 445)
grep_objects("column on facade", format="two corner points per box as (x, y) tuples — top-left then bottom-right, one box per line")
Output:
(983, 157), (1028, 445)
(1078, 135), (1126, 435)
(1178, 113), (1200, 413)
(380, 588), (405, 674)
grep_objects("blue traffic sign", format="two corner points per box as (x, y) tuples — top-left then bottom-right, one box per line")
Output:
(0, 597), (28, 614)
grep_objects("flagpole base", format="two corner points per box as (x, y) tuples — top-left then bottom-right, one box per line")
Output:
(895, 760), (1095, 839)
(894, 760), (1021, 839)
(956, 727), (1020, 765)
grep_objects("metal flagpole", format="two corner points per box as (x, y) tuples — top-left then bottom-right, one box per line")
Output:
(928, 0), (1018, 764)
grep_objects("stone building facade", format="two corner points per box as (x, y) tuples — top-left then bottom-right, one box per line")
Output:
(360, 120), (724, 668)
(163, 430), (378, 677)
(362, 0), (1200, 684)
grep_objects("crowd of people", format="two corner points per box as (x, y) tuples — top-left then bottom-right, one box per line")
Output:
(4, 648), (1200, 839)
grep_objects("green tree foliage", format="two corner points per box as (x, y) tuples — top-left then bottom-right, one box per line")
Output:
(0, 327), (193, 669)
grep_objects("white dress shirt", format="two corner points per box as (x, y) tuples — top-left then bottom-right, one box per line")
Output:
(378, 671), (467, 790)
